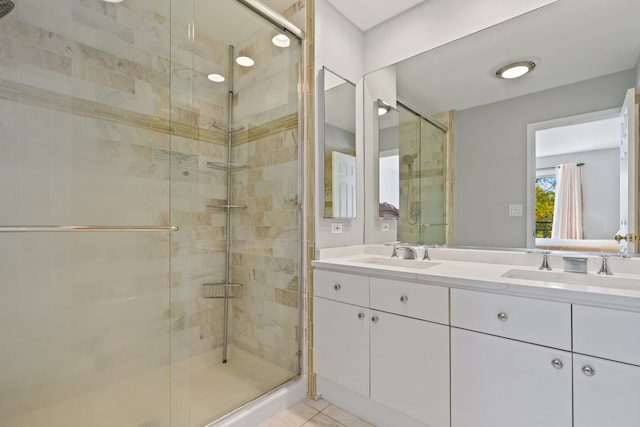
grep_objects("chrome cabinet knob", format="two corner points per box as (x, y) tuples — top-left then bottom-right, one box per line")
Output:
(497, 312), (508, 321)
(333, 283), (341, 291)
(357, 312), (365, 320)
(551, 359), (563, 369)
(582, 365), (595, 377)
(400, 295), (408, 303)
(371, 315), (379, 323)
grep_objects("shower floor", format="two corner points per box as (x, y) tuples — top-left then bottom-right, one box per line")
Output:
(1, 346), (296, 427)
(188, 346), (297, 426)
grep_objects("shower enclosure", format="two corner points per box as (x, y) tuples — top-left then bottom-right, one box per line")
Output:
(397, 103), (448, 244)
(0, 0), (302, 426)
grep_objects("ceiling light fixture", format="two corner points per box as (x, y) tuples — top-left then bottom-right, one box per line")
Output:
(272, 34), (290, 48)
(378, 102), (391, 116)
(102, 0), (124, 3)
(236, 56), (255, 67)
(207, 73), (225, 83)
(495, 60), (536, 79)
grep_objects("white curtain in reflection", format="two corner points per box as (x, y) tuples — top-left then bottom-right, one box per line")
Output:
(551, 163), (584, 239)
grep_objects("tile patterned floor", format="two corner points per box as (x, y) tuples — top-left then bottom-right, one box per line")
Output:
(259, 398), (375, 427)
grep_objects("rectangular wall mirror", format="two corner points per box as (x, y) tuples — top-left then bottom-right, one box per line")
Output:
(319, 67), (357, 219)
(364, 0), (639, 253)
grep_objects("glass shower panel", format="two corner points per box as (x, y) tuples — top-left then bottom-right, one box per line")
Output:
(419, 118), (447, 245)
(172, 0), (302, 425)
(0, 1), (182, 426)
(397, 105), (421, 243)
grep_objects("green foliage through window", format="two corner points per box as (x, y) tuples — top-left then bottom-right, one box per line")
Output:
(536, 177), (556, 238)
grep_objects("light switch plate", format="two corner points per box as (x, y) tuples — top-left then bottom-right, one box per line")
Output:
(331, 223), (343, 233)
(509, 204), (523, 217)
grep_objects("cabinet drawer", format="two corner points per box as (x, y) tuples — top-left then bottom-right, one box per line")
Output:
(451, 289), (571, 350)
(574, 305), (640, 366)
(370, 277), (448, 324)
(314, 269), (369, 306)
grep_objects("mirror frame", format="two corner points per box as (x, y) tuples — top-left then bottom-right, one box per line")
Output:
(318, 66), (357, 219)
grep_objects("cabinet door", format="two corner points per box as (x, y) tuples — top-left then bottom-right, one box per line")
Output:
(313, 297), (369, 396)
(574, 354), (640, 427)
(451, 328), (571, 427)
(371, 311), (450, 427)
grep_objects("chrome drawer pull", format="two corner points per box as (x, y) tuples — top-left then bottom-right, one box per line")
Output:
(497, 312), (508, 321)
(357, 312), (365, 320)
(582, 365), (595, 377)
(333, 283), (341, 291)
(551, 359), (563, 369)
(371, 315), (379, 323)
(400, 295), (408, 303)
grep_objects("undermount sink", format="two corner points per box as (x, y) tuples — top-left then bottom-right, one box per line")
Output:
(357, 257), (440, 269)
(501, 269), (640, 290)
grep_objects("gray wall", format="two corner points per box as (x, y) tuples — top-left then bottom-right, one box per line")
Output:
(537, 148), (619, 240)
(454, 69), (636, 248)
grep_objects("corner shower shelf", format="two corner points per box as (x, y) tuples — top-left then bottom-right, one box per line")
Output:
(206, 161), (247, 171)
(207, 203), (247, 210)
(211, 122), (245, 133)
(202, 282), (243, 299)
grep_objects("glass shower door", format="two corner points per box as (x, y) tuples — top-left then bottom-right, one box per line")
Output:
(0, 0), (183, 426)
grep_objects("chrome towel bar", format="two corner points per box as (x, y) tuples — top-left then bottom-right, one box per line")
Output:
(0, 225), (179, 232)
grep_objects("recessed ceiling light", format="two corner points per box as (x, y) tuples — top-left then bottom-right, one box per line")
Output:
(207, 73), (225, 83)
(102, 0), (124, 3)
(236, 56), (255, 67)
(495, 60), (536, 79)
(272, 34), (290, 48)
(378, 103), (391, 116)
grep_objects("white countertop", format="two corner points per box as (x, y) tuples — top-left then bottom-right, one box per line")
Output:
(312, 246), (640, 311)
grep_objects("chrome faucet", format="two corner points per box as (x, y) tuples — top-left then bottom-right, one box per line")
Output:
(597, 254), (613, 275)
(539, 250), (552, 270)
(395, 245), (418, 259)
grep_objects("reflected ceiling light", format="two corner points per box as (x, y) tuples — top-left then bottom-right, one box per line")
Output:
(378, 103), (391, 116)
(495, 60), (536, 79)
(236, 56), (255, 67)
(102, 0), (124, 3)
(272, 34), (291, 48)
(207, 73), (225, 83)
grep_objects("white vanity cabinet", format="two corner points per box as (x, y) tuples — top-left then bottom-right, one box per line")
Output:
(313, 270), (450, 427)
(314, 297), (370, 396)
(313, 270), (370, 396)
(369, 278), (450, 427)
(572, 305), (640, 427)
(450, 289), (573, 427)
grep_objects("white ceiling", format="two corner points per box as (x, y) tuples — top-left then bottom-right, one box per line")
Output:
(327, 0), (426, 31)
(536, 117), (621, 158)
(394, 0), (640, 116)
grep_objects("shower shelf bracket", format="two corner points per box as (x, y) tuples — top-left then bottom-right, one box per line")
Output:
(211, 122), (245, 133)
(206, 161), (247, 171)
(202, 282), (243, 299)
(207, 204), (247, 210)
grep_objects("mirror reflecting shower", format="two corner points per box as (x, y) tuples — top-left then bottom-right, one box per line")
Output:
(0, 1), (302, 426)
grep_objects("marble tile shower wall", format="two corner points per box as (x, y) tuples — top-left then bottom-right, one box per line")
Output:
(228, 26), (301, 372)
(0, 0), (302, 419)
(397, 116), (446, 244)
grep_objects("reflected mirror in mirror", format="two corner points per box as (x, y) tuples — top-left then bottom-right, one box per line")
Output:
(377, 100), (448, 245)
(532, 110), (623, 253)
(320, 67), (357, 219)
(365, 0), (639, 253)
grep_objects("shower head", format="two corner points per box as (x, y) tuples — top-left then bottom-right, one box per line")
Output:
(0, 0), (14, 19)
(401, 153), (417, 165)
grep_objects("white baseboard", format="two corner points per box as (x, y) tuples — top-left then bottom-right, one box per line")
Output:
(317, 376), (429, 427)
